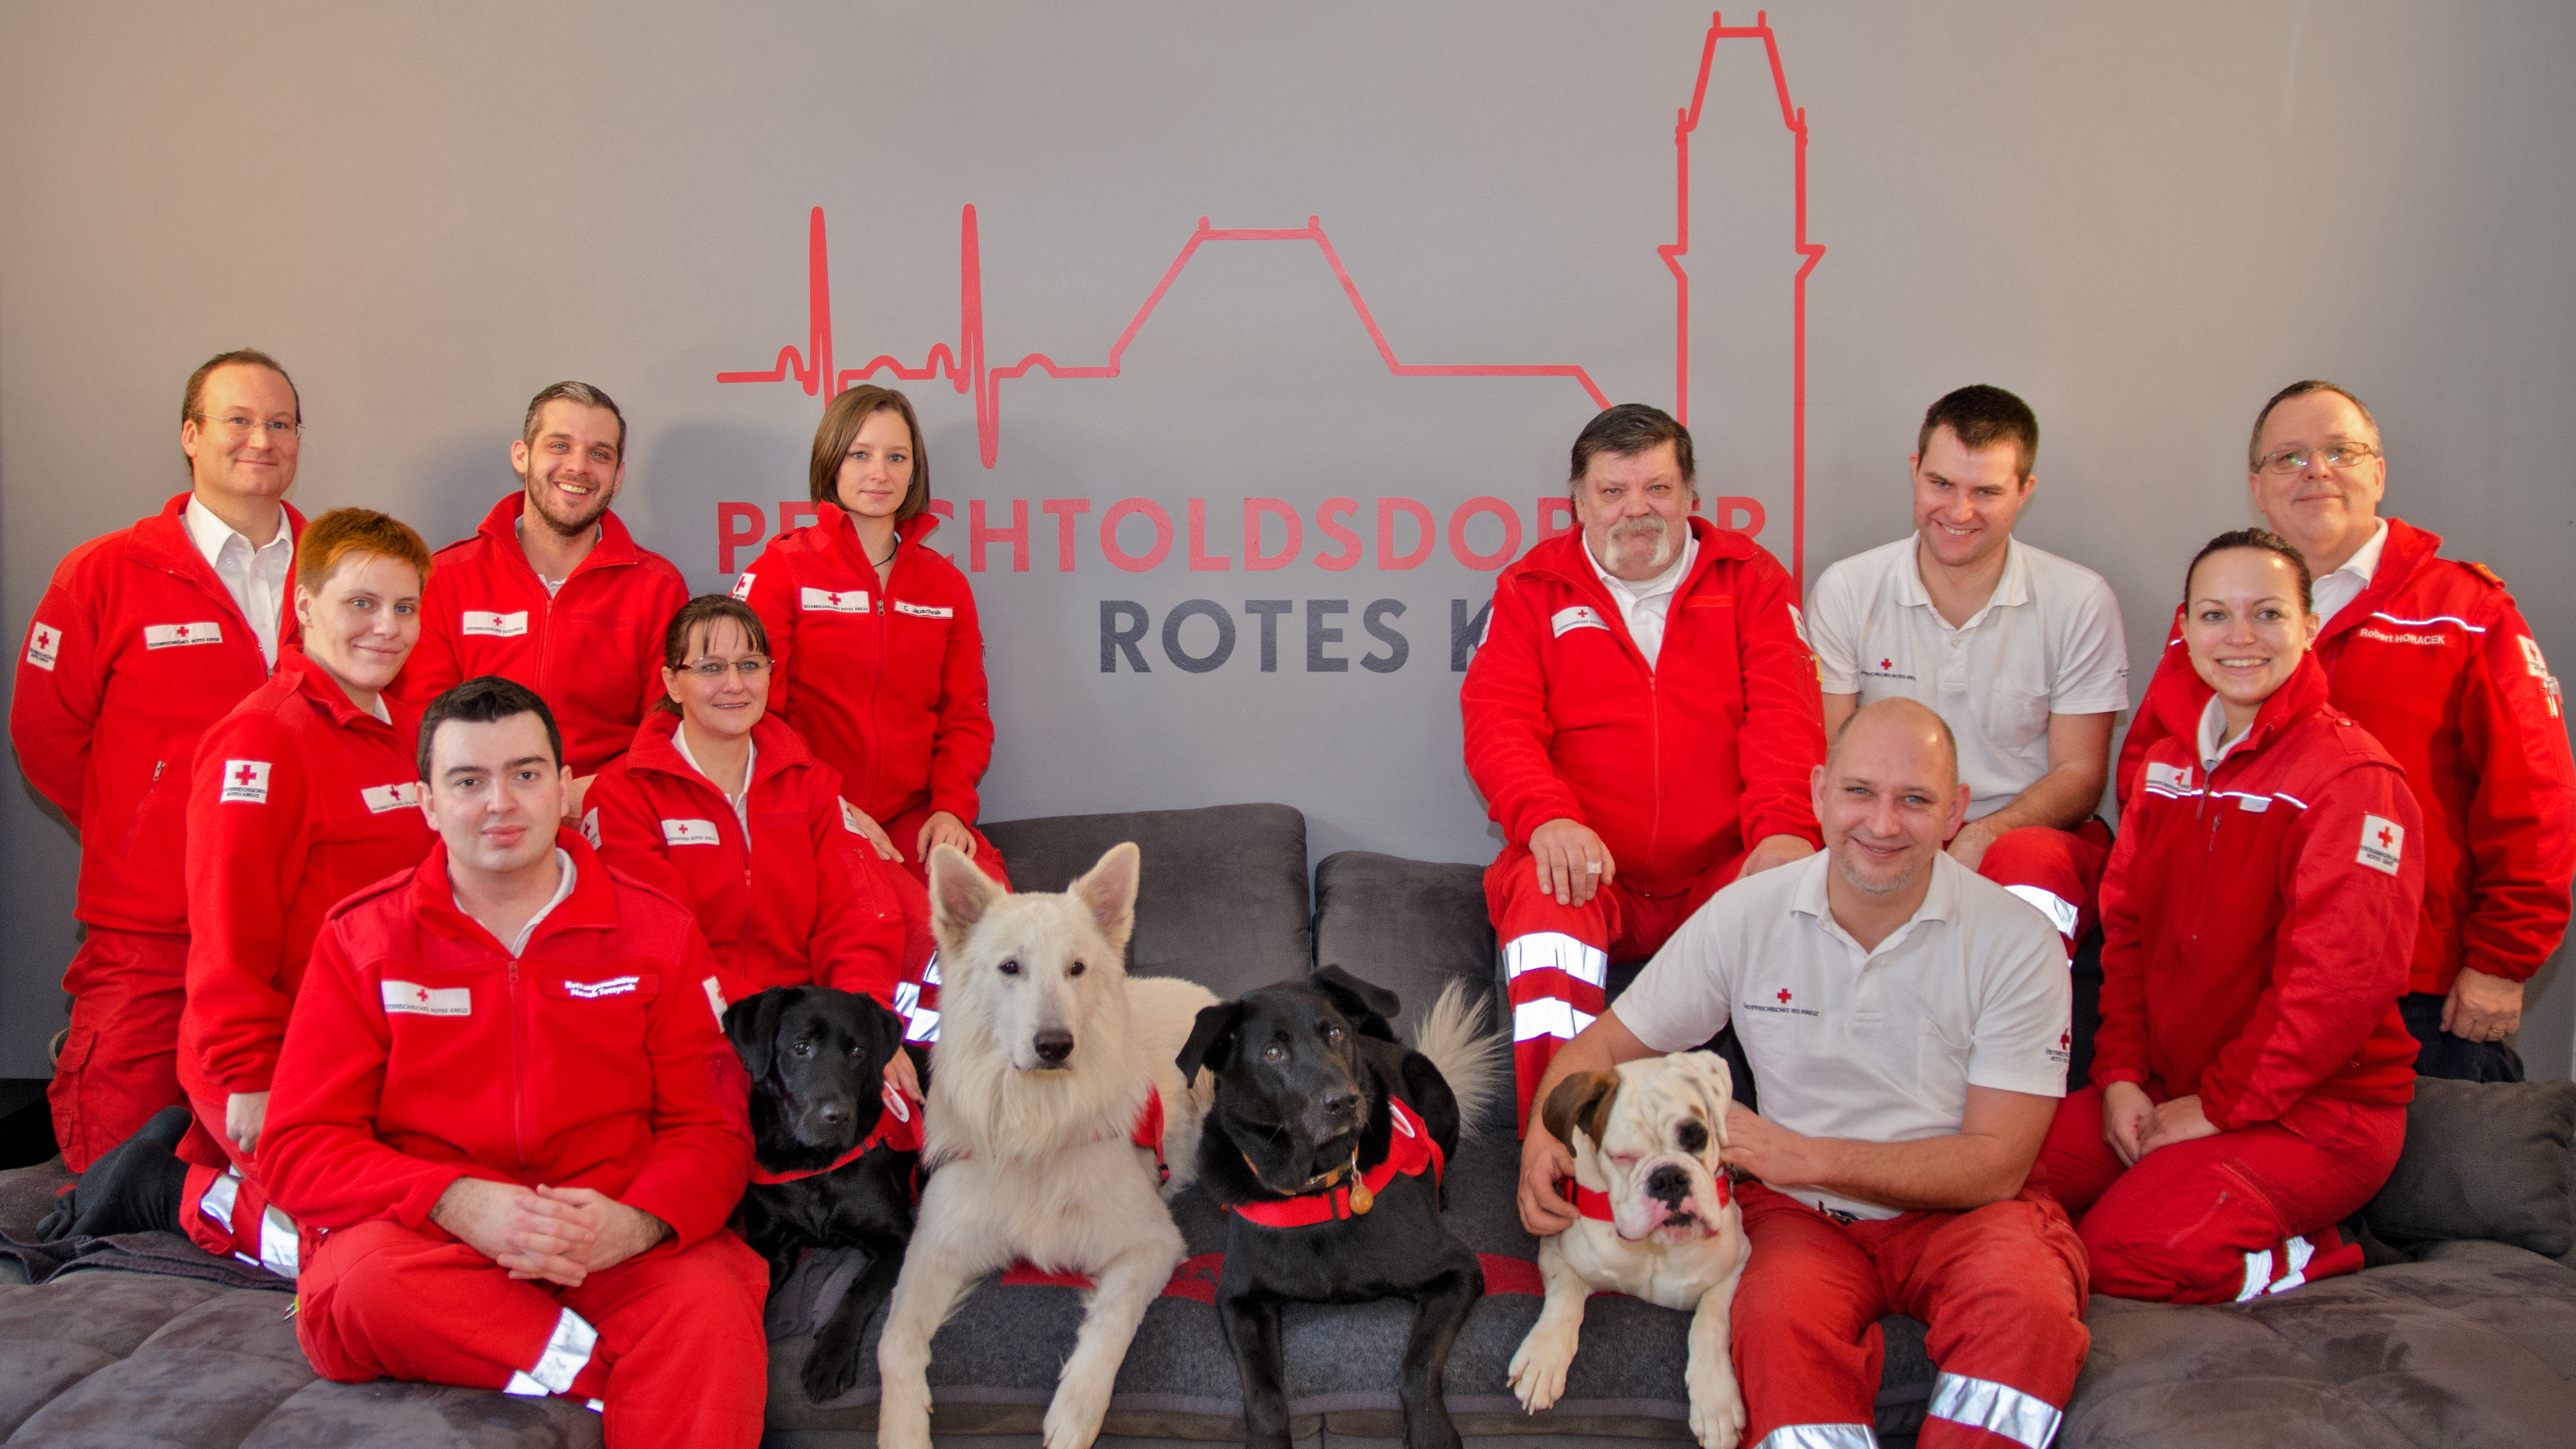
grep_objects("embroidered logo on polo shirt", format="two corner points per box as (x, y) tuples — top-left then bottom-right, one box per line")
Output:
(360, 782), (421, 814)
(565, 975), (641, 999)
(730, 572), (756, 600)
(661, 818), (721, 847)
(461, 611), (529, 637)
(144, 622), (223, 650)
(1551, 606), (1609, 638)
(1741, 988), (1819, 1019)
(220, 760), (272, 804)
(1857, 650), (1916, 682)
(383, 981), (470, 1016)
(24, 621), (59, 671)
(2357, 815), (2405, 875)
(893, 600), (954, 619)
(802, 587), (868, 614)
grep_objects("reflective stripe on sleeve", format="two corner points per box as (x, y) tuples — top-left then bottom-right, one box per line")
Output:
(1753, 1425), (1879, 1449)
(1927, 1371), (2062, 1448)
(2003, 885), (2080, 940)
(1503, 931), (1607, 988)
(502, 1306), (600, 1396)
(1512, 998), (1596, 1043)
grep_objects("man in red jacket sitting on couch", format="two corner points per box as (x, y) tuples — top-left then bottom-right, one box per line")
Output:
(1463, 404), (1828, 1131)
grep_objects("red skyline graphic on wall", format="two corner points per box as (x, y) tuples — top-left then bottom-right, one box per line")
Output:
(715, 9), (1819, 580)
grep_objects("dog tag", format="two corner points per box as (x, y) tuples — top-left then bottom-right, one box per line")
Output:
(1346, 1178), (1374, 1216)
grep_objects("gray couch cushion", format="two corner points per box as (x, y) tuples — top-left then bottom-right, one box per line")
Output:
(983, 803), (1312, 1002)
(1310, 851), (1495, 1037)
(2366, 1078), (2576, 1255)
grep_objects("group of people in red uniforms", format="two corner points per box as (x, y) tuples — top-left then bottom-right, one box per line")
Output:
(1500, 389), (2570, 1448)
(12, 347), (2572, 1449)
(16, 354), (1004, 1446)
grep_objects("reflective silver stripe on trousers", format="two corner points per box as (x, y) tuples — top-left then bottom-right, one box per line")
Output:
(2268, 1235), (2315, 1295)
(2002, 884), (2080, 940)
(1928, 1371), (2063, 1449)
(200, 1168), (242, 1226)
(1754, 1425), (1879, 1449)
(1502, 931), (1608, 988)
(257, 1204), (299, 1278)
(503, 1306), (601, 1396)
(2237, 1248), (2273, 1302)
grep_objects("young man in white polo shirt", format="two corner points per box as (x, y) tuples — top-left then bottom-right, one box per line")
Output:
(1519, 699), (2084, 1449)
(1806, 385), (2128, 953)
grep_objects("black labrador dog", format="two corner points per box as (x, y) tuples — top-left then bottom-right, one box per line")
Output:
(1178, 966), (1485, 1449)
(723, 984), (922, 1404)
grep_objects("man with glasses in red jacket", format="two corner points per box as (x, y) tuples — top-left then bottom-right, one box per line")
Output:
(260, 678), (762, 1447)
(1464, 404), (1827, 1133)
(2117, 381), (2575, 1082)
(12, 349), (307, 1170)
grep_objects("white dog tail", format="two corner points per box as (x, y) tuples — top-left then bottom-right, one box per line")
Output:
(1410, 980), (1507, 1139)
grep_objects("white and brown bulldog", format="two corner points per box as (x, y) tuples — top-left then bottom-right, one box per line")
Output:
(1508, 1051), (1749, 1449)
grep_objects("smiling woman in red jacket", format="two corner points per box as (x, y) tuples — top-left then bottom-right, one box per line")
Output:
(584, 595), (930, 1084)
(2039, 529), (2422, 1304)
(735, 386), (1004, 887)
(174, 508), (441, 1274)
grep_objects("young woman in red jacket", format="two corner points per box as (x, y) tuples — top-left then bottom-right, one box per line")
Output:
(2038, 529), (2423, 1304)
(736, 385), (1004, 887)
(41, 509), (440, 1275)
(584, 594), (930, 1091)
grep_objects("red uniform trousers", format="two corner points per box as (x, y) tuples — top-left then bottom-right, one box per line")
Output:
(49, 927), (190, 1172)
(1976, 822), (2109, 956)
(2038, 1084), (2397, 1304)
(1732, 1181), (2089, 1449)
(296, 1218), (768, 1448)
(1488, 847), (1738, 1133)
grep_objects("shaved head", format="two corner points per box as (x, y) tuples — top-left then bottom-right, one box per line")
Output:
(1826, 697), (1959, 795)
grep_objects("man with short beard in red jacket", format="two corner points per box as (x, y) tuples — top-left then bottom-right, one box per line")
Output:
(1464, 405), (1827, 1133)
(2117, 381), (2574, 1082)
(260, 678), (762, 1448)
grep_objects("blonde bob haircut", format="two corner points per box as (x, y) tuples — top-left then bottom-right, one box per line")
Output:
(807, 385), (930, 524)
(295, 508), (433, 596)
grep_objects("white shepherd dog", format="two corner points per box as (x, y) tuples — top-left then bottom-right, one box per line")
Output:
(875, 842), (1218, 1449)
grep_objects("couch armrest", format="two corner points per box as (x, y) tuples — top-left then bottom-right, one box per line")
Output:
(2365, 1077), (2576, 1256)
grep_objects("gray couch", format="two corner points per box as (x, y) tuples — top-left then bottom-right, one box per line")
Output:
(2, 802), (2572, 1448)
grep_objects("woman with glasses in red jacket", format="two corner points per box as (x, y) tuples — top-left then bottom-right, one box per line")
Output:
(735, 386), (1005, 887)
(2038, 529), (2422, 1303)
(584, 595), (931, 1088)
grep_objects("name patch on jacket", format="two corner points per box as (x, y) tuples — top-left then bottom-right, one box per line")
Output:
(1551, 606), (1610, 638)
(893, 600), (954, 619)
(559, 974), (654, 999)
(383, 980), (470, 1016)
(2357, 815), (2406, 875)
(361, 782), (421, 814)
(461, 610), (529, 638)
(24, 621), (59, 671)
(2143, 762), (2193, 796)
(730, 572), (756, 600)
(220, 759), (272, 804)
(661, 818), (722, 846)
(144, 622), (223, 650)
(802, 587), (868, 614)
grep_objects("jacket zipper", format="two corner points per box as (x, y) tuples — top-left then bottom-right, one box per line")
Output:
(863, 550), (891, 808)
(508, 951), (532, 1171)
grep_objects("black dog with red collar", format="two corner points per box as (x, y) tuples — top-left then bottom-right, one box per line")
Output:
(1179, 967), (1484, 1449)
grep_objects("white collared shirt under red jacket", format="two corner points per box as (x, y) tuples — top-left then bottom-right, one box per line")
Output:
(257, 833), (751, 1247)
(584, 711), (916, 1010)
(2117, 518), (2575, 999)
(1461, 518), (1825, 898)
(2099, 656), (2425, 1131)
(391, 494), (691, 777)
(10, 494), (305, 934)
(734, 507), (994, 827)
(179, 651), (434, 1104)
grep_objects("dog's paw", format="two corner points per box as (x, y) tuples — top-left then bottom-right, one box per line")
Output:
(1042, 1373), (1114, 1449)
(1505, 1323), (1578, 1414)
(801, 1326), (867, 1405)
(875, 1406), (934, 1449)
(1685, 1371), (1747, 1449)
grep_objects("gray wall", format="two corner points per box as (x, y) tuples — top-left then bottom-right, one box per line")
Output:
(4, 1), (2570, 1079)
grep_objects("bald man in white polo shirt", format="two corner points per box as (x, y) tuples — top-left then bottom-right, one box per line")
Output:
(1807, 385), (2127, 954)
(1519, 698), (2085, 1449)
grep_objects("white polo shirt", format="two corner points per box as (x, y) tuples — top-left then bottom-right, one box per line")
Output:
(1613, 851), (2069, 1220)
(1807, 536), (2130, 820)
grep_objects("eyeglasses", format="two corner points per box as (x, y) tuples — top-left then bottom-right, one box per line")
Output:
(193, 413), (303, 439)
(679, 657), (770, 679)
(2256, 442), (2377, 474)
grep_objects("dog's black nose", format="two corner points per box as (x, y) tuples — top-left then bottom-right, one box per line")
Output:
(817, 1101), (847, 1125)
(1320, 1090), (1362, 1119)
(1645, 1164), (1690, 1204)
(1033, 1029), (1075, 1065)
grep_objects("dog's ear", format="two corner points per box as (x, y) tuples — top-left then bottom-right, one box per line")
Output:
(1675, 1050), (1735, 1152)
(928, 844), (1003, 953)
(1540, 1069), (1620, 1152)
(1309, 965), (1402, 1039)
(1176, 999), (1247, 1081)
(854, 992), (907, 1074)
(1069, 842), (1141, 952)
(723, 986), (792, 1083)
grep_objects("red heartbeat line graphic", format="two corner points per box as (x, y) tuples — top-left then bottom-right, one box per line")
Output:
(716, 9), (1819, 581)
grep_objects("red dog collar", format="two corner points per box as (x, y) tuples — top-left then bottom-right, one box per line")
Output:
(1229, 1096), (1445, 1227)
(1556, 1169), (1729, 1225)
(748, 1085), (925, 1185)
